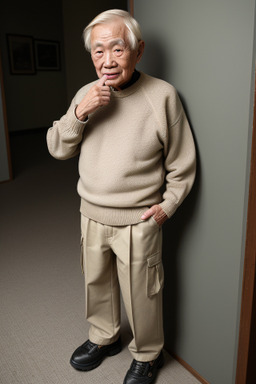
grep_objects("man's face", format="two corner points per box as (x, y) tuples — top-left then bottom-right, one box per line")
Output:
(90, 18), (144, 90)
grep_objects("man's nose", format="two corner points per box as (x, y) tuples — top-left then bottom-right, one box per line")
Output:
(103, 51), (116, 67)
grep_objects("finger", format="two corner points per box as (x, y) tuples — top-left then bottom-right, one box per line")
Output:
(101, 98), (111, 105)
(101, 87), (111, 95)
(98, 75), (108, 86)
(141, 208), (156, 220)
(102, 95), (111, 101)
(101, 85), (110, 90)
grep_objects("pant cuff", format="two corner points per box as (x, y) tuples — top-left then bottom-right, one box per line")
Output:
(130, 350), (162, 362)
(89, 331), (120, 346)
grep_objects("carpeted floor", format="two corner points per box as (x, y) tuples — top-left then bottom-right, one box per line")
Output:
(0, 130), (201, 384)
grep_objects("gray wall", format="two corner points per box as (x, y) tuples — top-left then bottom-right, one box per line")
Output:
(0, 0), (67, 132)
(133, 0), (256, 383)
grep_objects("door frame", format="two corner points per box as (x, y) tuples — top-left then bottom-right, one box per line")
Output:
(129, 0), (134, 16)
(0, 51), (12, 183)
(235, 68), (256, 384)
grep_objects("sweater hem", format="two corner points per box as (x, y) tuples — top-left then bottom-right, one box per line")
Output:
(80, 199), (149, 226)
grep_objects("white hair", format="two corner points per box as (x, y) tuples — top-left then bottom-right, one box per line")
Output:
(83, 9), (142, 51)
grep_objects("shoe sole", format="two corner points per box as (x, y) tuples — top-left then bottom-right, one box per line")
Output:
(70, 344), (122, 371)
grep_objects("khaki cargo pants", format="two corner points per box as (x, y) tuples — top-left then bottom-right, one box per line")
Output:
(80, 214), (164, 362)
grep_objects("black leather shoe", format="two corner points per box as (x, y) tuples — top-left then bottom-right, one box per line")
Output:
(70, 337), (122, 371)
(123, 351), (164, 384)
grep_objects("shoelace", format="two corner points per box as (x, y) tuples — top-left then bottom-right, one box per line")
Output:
(84, 340), (97, 350)
(131, 360), (152, 376)
(86, 340), (95, 348)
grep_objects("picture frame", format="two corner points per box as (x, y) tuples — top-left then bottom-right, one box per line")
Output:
(7, 34), (35, 75)
(34, 40), (60, 71)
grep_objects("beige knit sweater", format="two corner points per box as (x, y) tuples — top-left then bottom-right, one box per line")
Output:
(47, 72), (196, 226)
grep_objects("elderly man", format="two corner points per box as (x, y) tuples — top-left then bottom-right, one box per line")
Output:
(47, 9), (196, 384)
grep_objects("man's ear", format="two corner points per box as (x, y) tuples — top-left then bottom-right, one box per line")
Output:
(136, 40), (145, 63)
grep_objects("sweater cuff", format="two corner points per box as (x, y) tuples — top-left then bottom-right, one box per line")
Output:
(159, 199), (178, 219)
(73, 106), (88, 124)
(58, 107), (88, 137)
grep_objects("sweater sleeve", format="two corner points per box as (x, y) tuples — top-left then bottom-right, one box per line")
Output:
(159, 93), (196, 218)
(46, 97), (88, 160)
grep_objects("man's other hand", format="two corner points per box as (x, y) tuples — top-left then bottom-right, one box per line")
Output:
(141, 205), (168, 227)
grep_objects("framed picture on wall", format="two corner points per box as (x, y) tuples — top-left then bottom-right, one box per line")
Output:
(7, 34), (35, 75)
(34, 40), (60, 71)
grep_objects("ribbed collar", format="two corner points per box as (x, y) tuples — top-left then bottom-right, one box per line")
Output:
(110, 71), (144, 98)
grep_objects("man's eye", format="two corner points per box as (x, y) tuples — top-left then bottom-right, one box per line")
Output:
(93, 50), (103, 56)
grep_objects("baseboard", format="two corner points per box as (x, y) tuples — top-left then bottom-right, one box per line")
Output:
(167, 350), (210, 384)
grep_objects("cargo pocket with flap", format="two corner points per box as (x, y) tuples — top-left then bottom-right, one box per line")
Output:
(146, 252), (164, 298)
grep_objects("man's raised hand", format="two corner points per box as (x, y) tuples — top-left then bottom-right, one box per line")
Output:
(75, 75), (111, 121)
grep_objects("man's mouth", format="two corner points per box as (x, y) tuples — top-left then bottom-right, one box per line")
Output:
(104, 73), (120, 79)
